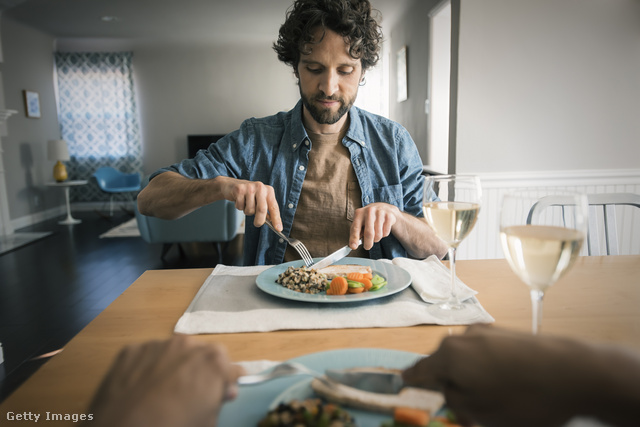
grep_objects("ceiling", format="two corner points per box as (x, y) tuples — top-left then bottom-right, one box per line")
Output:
(2, 0), (413, 45)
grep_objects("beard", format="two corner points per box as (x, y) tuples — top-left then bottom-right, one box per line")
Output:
(299, 84), (356, 126)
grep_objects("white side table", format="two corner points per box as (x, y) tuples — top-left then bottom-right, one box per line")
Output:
(47, 180), (88, 225)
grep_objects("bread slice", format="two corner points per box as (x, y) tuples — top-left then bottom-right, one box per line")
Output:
(318, 264), (372, 279)
(311, 371), (444, 415)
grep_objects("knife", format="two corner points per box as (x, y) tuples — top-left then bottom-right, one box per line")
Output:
(324, 368), (404, 394)
(309, 239), (363, 271)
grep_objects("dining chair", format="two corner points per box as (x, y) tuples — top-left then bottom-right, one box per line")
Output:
(92, 167), (142, 216)
(527, 192), (640, 255)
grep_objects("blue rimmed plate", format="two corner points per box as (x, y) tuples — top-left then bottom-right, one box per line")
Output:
(218, 348), (425, 427)
(255, 257), (412, 303)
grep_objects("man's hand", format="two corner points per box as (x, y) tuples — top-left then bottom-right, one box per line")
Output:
(349, 202), (447, 258)
(87, 335), (244, 427)
(401, 324), (640, 427)
(215, 176), (282, 231)
(349, 202), (398, 250)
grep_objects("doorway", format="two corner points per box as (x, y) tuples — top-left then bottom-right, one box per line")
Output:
(427, 0), (452, 175)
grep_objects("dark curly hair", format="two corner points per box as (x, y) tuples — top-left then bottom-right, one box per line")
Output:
(273, 0), (382, 72)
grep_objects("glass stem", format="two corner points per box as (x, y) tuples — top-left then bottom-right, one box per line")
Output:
(530, 289), (545, 335)
(448, 246), (460, 305)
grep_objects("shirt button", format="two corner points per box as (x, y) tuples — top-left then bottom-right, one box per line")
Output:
(288, 203), (294, 209)
(298, 165), (305, 171)
(293, 144), (297, 149)
(279, 238), (284, 243)
(364, 196), (369, 203)
(305, 141), (309, 146)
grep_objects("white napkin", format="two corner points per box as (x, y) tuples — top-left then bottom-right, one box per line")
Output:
(392, 255), (477, 304)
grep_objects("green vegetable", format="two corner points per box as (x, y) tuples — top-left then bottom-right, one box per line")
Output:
(369, 274), (387, 291)
(347, 280), (364, 288)
(371, 274), (386, 286)
(369, 278), (387, 291)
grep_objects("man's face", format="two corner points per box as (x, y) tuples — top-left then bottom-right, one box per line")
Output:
(297, 27), (363, 132)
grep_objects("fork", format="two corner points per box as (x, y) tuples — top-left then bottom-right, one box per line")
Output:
(238, 362), (323, 386)
(264, 219), (314, 267)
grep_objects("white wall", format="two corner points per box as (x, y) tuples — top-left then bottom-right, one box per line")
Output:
(0, 17), (64, 221)
(456, 0), (640, 173)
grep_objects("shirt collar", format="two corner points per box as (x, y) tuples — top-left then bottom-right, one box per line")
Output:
(289, 100), (367, 150)
(345, 105), (367, 147)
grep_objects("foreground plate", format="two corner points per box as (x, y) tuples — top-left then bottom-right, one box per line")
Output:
(218, 348), (425, 427)
(256, 257), (412, 303)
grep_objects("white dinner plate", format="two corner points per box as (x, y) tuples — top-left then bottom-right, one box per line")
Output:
(218, 348), (427, 427)
(255, 257), (412, 303)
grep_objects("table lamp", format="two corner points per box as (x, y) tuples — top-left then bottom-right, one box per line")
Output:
(47, 139), (70, 182)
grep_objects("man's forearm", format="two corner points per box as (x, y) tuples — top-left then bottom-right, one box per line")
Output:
(393, 212), (448, 259)
(137, 172), (223, 220)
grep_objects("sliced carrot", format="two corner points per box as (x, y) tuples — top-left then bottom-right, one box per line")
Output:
(360, 278), (373, 291)
(346, 273), (373, 291)
(346, 272), (373, 281)
(347, 286), (365, 294)
(393, 407), (430, 426)
(329, 276), (348, 295)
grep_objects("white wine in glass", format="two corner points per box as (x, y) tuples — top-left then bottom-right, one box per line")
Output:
(423, 175), (482, 316)
(500, 191), (588, 334)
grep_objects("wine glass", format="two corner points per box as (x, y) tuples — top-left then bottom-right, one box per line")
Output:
(500, 190), (588, 334)
(423, 175), (482, 318)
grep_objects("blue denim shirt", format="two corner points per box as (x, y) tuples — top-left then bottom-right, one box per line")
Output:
(152, 100), (426, 266)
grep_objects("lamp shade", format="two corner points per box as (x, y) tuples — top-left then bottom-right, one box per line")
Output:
(47, 139), (70, 161)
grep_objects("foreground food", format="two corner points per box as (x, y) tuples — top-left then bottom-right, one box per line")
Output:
(258, 398), (356, 427)
(311, 369), (444, 415)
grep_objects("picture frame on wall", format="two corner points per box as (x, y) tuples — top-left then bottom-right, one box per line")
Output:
(396, 46), (408, 103)
(23, 90), (41, 118)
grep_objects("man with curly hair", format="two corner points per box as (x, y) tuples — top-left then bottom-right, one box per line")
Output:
(138, 0), (447, 266)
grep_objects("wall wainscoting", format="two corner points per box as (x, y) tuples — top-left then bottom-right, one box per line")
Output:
(458, 169), (640, 260)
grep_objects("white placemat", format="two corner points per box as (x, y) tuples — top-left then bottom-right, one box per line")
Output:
(174, 257), (494, 334)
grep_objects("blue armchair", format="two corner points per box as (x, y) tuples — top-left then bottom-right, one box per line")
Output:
(134, 197), (244, 263)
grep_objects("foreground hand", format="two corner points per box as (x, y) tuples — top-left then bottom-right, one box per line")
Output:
(216, 176), (282, 231)
(402, 325), (598, 427)
(88, 335), (244, 427)
(350, 202), (399, 250)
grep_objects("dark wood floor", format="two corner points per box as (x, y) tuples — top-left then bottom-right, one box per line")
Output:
(0, 210), (243, 402)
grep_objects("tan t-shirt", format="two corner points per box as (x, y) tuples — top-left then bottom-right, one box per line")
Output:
(284, 126), (369, 262)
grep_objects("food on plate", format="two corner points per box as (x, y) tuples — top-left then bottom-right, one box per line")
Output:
(391, 406), (430, 426)
(310, 368), (444, 415)
(381, 409), (466, 427)
(347, 272), (373, 291)
(319, 264), (372, 279)
(258, 398), (356, 427)
(370, 274), (387, 291)
(276, 266), (328, 294)
(275, 264), (387, 294)
(327, 276), (349, 295)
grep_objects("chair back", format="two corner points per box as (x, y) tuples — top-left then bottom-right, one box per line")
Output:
(528, 193), (640, 255)
(93, 167), (141, 192)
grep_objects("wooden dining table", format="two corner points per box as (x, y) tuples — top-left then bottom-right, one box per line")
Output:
(1, 255), (639, 425)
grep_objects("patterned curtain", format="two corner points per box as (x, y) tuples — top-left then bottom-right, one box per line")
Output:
(54, 52), (143, 202)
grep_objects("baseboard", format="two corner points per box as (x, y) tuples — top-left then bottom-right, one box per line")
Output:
(11, 206), (66, 231)
(10, 201), (135, 231)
